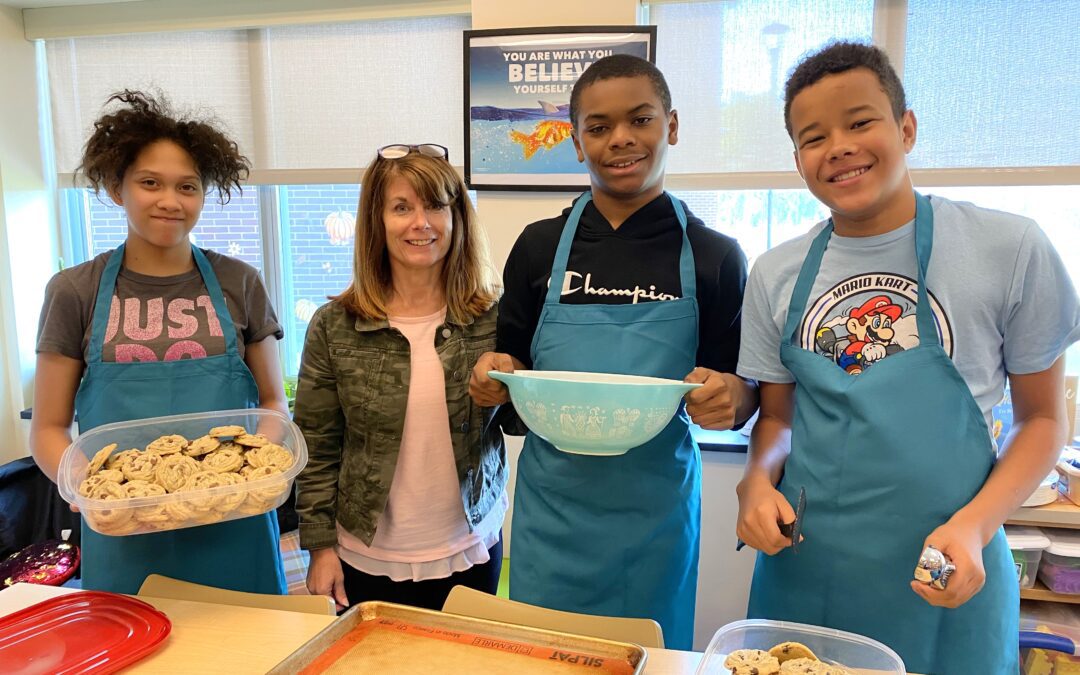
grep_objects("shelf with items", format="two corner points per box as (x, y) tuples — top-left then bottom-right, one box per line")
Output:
(1020, 580), (1080, 605)
(1008, 495), (1080, 530)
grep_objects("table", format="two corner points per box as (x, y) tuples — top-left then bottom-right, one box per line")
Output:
(0, 584), (703, 673)
(2, 585), (928, 673)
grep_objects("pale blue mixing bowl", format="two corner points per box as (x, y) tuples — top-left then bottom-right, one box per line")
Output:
(489, 370), (702, 456)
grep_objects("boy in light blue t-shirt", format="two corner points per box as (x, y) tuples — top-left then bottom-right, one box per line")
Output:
(734, 41), (1080, 674)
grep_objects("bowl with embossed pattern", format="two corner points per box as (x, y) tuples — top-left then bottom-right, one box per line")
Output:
(488, 370), (701, 456)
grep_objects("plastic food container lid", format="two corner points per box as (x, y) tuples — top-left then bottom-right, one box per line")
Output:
(0, 591), (171, 673)
(1058, 448), (1080, 475)
(1057, 459), (1080, 477)
(1045, 529), (1080, 558)
(1005, 526), (1051, 551)
(696, 619), (905, 674)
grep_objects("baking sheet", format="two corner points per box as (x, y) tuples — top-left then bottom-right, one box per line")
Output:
(269, 601), (647, 674)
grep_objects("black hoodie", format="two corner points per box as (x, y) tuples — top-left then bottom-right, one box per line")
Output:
(496, 193), (747, 372)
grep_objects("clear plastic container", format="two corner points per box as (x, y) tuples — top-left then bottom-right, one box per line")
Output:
(1038, 529), (1080, 595)
(1023, 470), (1060, 507)
(1020, 618), (1080, 672)
(1006, 526), (1051, 590)
(1056, 451), (1080, 506)
(58, 408), (307, 536)
(696, 619), (905, 674)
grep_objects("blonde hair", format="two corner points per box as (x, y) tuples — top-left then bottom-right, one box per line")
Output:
(333, 152), (500, 323)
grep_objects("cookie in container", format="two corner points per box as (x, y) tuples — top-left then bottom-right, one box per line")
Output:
(57, 408), (307, 536)
(695, 619), (904, 675)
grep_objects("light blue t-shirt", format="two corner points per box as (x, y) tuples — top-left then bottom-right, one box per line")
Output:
(737, 194), (1080, 440)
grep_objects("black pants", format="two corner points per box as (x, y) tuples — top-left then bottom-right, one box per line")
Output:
(339, 535), (502, 614)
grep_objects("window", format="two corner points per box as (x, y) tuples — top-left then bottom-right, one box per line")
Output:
(652, 0), (1080, 378)
(75, 190), (265, 271)
(670, 189), (829, 263)
(652, 0), (875, 174)
(44, 15), (470, 177)
(903, 0), (1080, 169)
(46, 13), (469, 376)
(48, 3), (1079, 388)
(279, 184), (360, 374)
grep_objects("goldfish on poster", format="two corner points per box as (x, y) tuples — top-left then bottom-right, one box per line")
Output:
(509, 119), (574, 160)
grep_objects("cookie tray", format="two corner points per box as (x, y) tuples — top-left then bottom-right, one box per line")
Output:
(269, 601), (647, 674)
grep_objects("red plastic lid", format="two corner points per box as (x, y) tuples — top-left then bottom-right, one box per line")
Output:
(0, 591), (171, 674)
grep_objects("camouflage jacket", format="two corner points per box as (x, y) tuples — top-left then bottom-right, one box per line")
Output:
(293, 301), (509, 550)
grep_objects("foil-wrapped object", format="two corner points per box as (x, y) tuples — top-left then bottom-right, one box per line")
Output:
(0, 530), (80, 588)
(913, 545), (955, 591)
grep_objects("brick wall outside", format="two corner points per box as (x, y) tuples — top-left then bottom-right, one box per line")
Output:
(88, 190), (264, 269)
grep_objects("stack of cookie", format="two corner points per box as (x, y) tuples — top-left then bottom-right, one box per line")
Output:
(724, 642), (853, 674)
(78, 424), (294, 536)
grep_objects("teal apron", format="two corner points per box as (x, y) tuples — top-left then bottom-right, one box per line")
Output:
(74, 244), (287, 595)
(511, 192), (701, 650)
(747, 194), (1018, 673)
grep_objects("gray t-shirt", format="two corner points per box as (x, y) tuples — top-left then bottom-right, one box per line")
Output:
(36, 248), (283, 364)
(738, 195), (1080, 435)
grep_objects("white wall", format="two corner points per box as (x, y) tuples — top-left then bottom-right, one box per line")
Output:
(0, 6), (57, 465)
(697, 451), (758, 648)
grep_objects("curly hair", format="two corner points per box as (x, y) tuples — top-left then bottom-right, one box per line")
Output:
(569, 54), (672, 129)
(77, 90), (250, 204)
(783, 41), (907, 140)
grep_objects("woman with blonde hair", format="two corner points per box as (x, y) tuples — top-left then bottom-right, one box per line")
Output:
(294, 144), (511, 610)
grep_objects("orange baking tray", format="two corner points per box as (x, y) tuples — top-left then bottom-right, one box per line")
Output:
(270, 601), (647, 674)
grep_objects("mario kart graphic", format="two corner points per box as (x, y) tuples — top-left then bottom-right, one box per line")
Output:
(799, 274), (953, 375)
(816, 295), (905, 374)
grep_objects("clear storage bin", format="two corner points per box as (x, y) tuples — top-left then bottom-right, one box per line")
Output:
(1038, 529), (1080, 595)
(58, 408), (307, 536)
(1006, 526), (1051, 590)
(696, 619), (904, 674)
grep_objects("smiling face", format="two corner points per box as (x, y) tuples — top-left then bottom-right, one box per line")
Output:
(846, 313), (895, 345)
(571, 75), (678, 207)
(789, 68), (917, 236)
(382, 175), (453, 277)
(110, 139), (205, 252)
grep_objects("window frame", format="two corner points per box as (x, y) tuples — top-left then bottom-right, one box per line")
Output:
(53, 0), (1080, 381)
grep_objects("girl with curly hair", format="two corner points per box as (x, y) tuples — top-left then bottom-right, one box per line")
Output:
(31, 90), (289, 594)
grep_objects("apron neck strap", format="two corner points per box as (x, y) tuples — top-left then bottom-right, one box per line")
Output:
(87, 244), (126, 364)
(669, 194), (697, 300)
(191, 245), (240, 354)
(544, 191), (695, 305)
(783, 192), (936, 345)
(86, 244), (240, 363)
(911, 192), (935, 341)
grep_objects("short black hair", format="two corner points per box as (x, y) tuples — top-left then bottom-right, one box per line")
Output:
(569, 54), (672, 128)
(783, 41), (907, 139)
(78, 90), (250, 205)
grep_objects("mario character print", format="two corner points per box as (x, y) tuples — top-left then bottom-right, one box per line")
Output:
(799, 273), (953, 375)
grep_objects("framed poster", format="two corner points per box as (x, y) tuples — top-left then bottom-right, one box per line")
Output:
(463, 25), (657, 192)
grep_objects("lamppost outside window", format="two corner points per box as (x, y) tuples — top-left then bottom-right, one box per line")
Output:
(762, 22), (791, 100)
